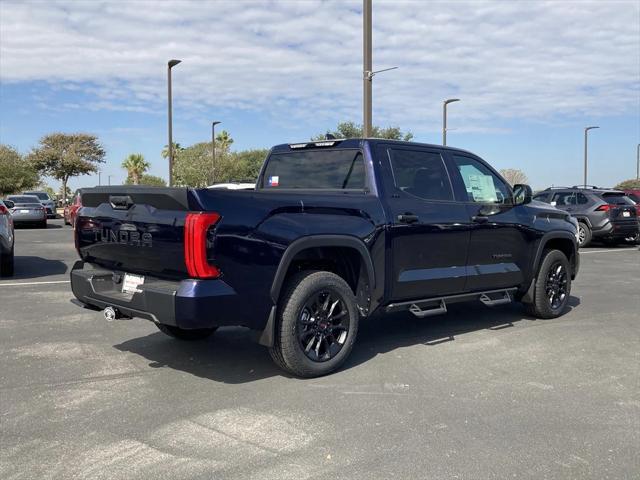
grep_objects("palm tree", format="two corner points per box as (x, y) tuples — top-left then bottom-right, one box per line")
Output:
(161, 142), (182, 159)
(215, 131), (234, 153)
(121, 153), (150, 185)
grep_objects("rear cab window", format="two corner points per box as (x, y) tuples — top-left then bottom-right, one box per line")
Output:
(260, 149), (365, 191)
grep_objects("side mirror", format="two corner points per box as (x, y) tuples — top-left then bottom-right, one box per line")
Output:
(513, 184), (532, 205)
(4, 200), (14, 209)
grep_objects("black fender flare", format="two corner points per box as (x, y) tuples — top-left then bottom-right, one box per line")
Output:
(269, 234), (376, 304)
(521, 231), (578, 303)
(572, 215), (592, 229)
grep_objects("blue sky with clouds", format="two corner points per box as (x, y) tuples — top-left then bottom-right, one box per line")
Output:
(1, 0), (638, 191)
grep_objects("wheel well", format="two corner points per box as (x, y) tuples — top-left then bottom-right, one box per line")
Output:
(544, 238), (576, 270)
(281, 246), (371, 313)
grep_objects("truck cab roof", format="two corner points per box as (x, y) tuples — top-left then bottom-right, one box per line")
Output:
(270, 138), (476, 156)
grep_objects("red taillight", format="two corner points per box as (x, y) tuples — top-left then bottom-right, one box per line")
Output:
(184, 212), (221, 278)
(595, 204), (611, 212)
(0, 204), (8, 215)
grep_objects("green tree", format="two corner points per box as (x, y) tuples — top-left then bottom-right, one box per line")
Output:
(173, 142), (213, 187)
(0, 144), (40, 195)
(29, 133), (105, 205)
(125, 174), (166, 186)
(215, 130), (234, 152)
(312, 121), (413, 141)
(161, 142), (183, 159)
(121, 153), (150, 185)
(614, 178), (640, 190)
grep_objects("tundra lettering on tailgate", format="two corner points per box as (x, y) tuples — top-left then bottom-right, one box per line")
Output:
(93, 227), (152, 247)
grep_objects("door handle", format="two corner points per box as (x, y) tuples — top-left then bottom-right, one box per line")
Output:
(471, 215), (489, 224)
(398, 213), (419, 224)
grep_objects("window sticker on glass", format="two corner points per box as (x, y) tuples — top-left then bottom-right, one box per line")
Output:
(268, 176), (279, 187)
(459, 166), (498, 203)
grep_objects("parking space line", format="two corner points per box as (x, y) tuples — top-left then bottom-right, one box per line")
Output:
(1, 280), (70, 286)
(580, 249), (638, 254)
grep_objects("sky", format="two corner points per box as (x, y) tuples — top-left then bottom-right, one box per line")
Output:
(1, 0), (639, 191)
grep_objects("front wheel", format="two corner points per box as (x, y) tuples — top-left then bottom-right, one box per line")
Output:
(156, 324), (217, 340)
(524, 249), (572, 319)
(269, 271), (359, 378)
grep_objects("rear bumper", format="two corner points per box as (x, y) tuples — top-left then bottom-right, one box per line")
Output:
(593, 220), (639, 239)
(12, 213), (46, 223)
(70, 261), (241, 329)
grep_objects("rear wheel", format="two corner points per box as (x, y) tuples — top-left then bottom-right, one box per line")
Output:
(269, 271), (359, 378)
(577, 222), (591, 248)
(156, 324), (217, 340)
(0, 244), (14, 277)
(524, 249), (571, 319)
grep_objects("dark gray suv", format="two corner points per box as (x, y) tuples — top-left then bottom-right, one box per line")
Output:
(533, 186), (639, 247)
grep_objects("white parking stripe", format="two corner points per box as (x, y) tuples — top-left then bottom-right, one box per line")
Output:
(1, 280), (70, 286)
(580, 249), (638, 254)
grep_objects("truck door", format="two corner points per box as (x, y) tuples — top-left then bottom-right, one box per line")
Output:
(379, 145), (471, 302)
(447, 154), (529, 291)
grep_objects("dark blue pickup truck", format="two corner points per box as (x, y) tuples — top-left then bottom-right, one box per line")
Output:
(71, 138), (579, 377)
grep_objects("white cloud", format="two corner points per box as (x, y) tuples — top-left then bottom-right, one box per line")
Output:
(1, 0), (638, 134)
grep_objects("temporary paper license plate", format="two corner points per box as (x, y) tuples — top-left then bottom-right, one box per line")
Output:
(622, 211), (631, 217)
(122, 273), (145, 294)
(20, 209), (29, 213)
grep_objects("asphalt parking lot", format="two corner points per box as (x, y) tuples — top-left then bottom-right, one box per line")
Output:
(1, 218), (639, 480)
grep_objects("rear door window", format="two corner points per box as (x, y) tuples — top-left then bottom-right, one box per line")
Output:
(551, 192), (576, 206)
(261, 149), (364, 190)
(388, 149), (453, 201)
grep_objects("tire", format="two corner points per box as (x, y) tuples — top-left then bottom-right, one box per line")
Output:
(156, 324), (217, 340)
(269, 270), (359, 378)
(576, 222), (591, 248)
(524, 249), (571, 319)
(0, 244), (14, 277)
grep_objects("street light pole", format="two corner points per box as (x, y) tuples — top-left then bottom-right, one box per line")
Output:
(167, 59), (182, 187)
(98, 170), (101, 186)
(211, 121), (221, 185)
(107, 175), (113, 186)
(443, 98), (460, 146)
(363, 0), (372, 137)
(636, 143), (639, 181)
(583, 126), (599, 186)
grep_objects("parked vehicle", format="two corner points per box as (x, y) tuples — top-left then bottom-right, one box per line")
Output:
(533, 186), (639, 247)
(22, 191), (57, 218)
(5, 195), (47, 228)
(70, 139), (579, 377)
(0, 199), (15, 276)
(623, 189), (640, 204)
(64, 190), (82, 227)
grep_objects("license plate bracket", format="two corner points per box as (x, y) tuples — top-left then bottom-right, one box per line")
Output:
(122, 273), (145, 294)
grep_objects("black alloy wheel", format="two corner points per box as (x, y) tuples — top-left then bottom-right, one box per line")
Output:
(545, 261), (568, 310)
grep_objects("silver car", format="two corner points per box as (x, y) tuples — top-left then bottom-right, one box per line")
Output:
(23, 191), (57, 218)
(1, 199), (15, 276)
(5, 195), (47, 228)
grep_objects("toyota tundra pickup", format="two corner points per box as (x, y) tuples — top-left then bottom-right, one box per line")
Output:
(70, 139), (579, 377)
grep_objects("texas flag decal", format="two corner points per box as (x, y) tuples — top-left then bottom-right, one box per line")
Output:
(268, 176), (279, 187)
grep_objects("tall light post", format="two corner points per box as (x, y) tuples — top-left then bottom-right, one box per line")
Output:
(363, 0), (372, 137)
(98, 170), (101, 186)
(636, 143), (639, 181)
(583, 126), (599, 186)
(107, 175), (113, 186)
(443, 98), (460, 146)
(167, 59), (182, 187)
(211, 121), (221, 185)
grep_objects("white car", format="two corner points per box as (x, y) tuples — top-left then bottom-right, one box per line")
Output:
(207, 183), (255, 190)
(0, 199), (15, 276)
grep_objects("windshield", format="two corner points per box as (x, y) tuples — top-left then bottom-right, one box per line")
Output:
(24, 192), (50, 201)
(261, 149), (365, 190)
(7, 196), (42, 204)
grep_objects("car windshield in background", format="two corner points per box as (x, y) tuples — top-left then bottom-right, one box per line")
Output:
(601, 193), (636, 205)
(24, 192), (49, 201)
(7, 196), (42, 204)
(261, 149), (365, 190)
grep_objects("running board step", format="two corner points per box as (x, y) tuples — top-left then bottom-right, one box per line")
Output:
(409, 300), (447, 318)
(479, 291), (512, 307)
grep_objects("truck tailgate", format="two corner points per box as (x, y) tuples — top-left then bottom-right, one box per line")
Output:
(76, 187), (201, 279)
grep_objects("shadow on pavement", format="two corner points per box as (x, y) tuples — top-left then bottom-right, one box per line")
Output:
(14, 223), (64, 229)
(114, 295), (580, 384)
(10, 256), (68, 279)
